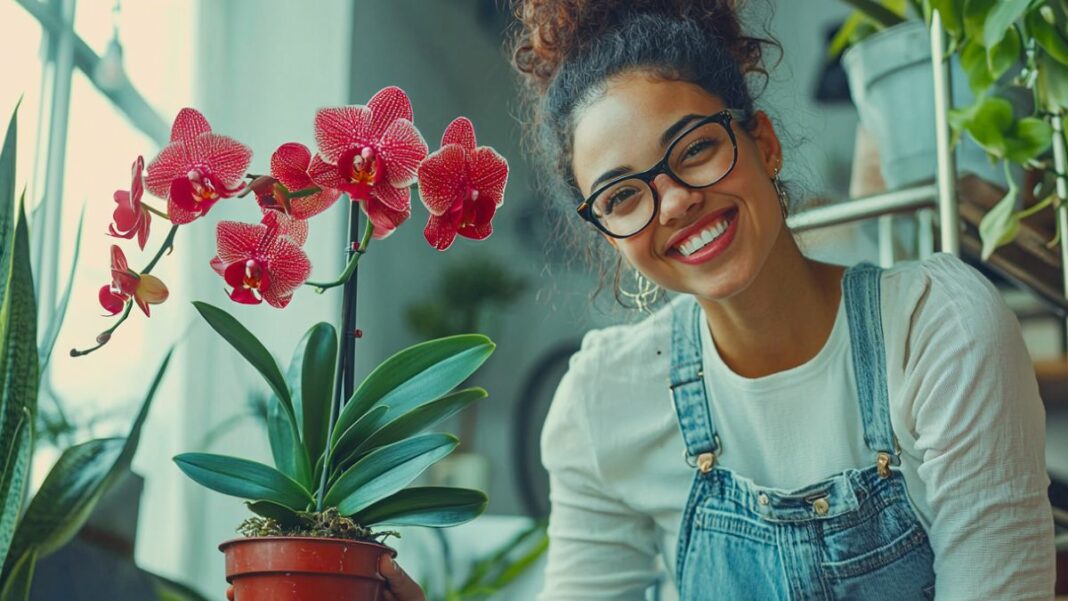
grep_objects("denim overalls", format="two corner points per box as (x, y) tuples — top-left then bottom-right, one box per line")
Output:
(669, 262), (937, 600)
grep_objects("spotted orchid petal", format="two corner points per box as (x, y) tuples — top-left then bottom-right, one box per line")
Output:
(269, 143), (342, 219)
(417, 145), (468, 216)
(441, 117), (476, 150)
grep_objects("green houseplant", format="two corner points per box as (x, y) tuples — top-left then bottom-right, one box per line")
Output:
(71, 85), (511, 600)
(836, 0), (1068, 259)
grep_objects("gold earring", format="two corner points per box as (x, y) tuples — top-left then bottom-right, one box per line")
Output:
(771, 166), (789, 219)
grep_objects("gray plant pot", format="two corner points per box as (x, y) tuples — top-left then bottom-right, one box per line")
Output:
(842, 21), (1003, 190)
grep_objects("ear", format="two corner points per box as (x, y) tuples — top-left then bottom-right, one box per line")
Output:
(748, 110), (783, 177)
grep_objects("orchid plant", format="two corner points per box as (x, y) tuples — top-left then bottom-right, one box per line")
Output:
(74, 86), (510, 538)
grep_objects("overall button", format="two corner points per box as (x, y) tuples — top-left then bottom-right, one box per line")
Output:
(757, 494), (769, 506)
(812, 497), (830, 515)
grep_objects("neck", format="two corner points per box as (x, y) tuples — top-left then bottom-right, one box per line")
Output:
(696, 229), (846, 379)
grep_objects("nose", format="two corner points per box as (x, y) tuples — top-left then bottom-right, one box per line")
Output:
(655, 173), (702, 225)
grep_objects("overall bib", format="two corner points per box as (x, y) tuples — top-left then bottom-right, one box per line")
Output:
(670, 263), (936, 600)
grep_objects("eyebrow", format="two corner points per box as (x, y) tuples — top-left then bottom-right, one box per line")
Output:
(587, 113), (705, 193)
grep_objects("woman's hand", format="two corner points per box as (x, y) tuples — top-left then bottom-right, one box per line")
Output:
(380, 554), (426, 601)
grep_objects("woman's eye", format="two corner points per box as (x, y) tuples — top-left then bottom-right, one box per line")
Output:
(683, 139), (714, 160)
(605, 188), (636, 213)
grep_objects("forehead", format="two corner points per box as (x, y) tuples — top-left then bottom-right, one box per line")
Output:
(571, 73), (727, 194)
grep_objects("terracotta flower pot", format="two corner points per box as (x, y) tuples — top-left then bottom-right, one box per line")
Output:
(221, 536), (396, 601)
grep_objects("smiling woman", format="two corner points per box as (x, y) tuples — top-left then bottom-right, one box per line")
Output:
(501, 1), (1056, 600)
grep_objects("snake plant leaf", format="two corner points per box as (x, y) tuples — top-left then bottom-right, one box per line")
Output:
(286, 322), (336, 470)
(355, 486), (487, 528)
(0, 198), (38, 571)
(192, 301), (292, 410)
(174, 453), (312, 511)
(3, 350), (172, 574)
(0, 412), (30, 572)
(326, 433), (458, 516)
(266, 392), (312, 490)
(0, 549), (34, 601)
(332, 335), (494, 444)
(349, 388), (487, 460)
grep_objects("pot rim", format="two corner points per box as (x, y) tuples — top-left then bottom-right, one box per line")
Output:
(219, 535), (397, 556)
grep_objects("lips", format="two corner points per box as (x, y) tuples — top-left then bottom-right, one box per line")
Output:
(666, 207), (737, 254)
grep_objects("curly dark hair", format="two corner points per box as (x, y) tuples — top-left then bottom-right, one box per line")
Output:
(508, 0), (784, 309)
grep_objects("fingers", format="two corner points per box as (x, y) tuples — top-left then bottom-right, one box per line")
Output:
(380, 554), (426, 601)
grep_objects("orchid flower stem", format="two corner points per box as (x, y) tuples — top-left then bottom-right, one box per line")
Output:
(142, 203), (170, 220)
(70, 225), (179, 358)
(305, 219), (374, 293)
(288, 186), (322, 199)
(143, 225), (179, 274)
(70, 302), (133, 357)
(317, 203), (366, 511)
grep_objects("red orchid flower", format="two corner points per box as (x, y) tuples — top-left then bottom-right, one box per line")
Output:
(308, 86), (428, 239)
(98, 245), (169, 317)
(255, 143), (342, 220)
(145, 108), (252, 225)
(108, 156), (151, 249)
(417, 117), (509, 251)
(210, 215), (312, 308)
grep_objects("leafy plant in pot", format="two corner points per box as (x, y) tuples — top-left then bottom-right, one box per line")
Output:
(835, 0), (1068, 262)
(71, 86), (510, 600)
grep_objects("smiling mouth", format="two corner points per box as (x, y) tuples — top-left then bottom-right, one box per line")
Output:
(671, 208), (738, 256)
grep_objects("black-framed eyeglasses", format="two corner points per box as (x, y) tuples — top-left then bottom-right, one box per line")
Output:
(576, 109), (748, 239)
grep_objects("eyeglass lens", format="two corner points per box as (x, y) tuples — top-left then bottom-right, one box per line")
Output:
(591, 120), (734, 237)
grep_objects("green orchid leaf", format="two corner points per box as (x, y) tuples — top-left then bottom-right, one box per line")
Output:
(246, 500), (304, 528)
(983, 0), (1031, 49)
(979, 179), (1021, 259)
(3, 351), (171, 574)
(1004, 117), (1053, 163)
(326, 433), (458, 516)
(174, 453), (312, 511)
(267, 394), (312, 490)
(986, 25), (1021, 81)
(350, 388), (487, 460)
(960, 40), (996, 95)
(330, 405), (389, 473)
(355, 486), (487, 528)
(333, 335), (494, 445)
(0, 549), (34, 601)
(286, 322), (336, 471)
(192, 301), (292, 409)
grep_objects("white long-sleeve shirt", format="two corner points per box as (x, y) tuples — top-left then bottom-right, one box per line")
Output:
(538, 253), (1054, 601)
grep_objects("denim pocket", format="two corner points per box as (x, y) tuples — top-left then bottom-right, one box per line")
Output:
(821, 523), (931, 579)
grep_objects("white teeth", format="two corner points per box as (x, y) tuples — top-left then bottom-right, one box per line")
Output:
(678, 216), (732, 256)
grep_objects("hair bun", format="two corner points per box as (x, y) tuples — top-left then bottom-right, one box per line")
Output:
(511, 0), (764, 94)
